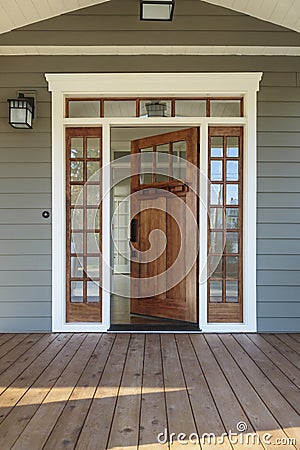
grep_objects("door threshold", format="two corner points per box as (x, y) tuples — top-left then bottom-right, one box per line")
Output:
(108, 323), (202, 332)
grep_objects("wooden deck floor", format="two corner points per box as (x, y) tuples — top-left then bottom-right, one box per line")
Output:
(0, 333), (299, 449)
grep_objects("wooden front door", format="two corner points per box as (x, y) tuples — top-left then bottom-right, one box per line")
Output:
(130, 128), (199, 323)
(66, 127), (102, 322)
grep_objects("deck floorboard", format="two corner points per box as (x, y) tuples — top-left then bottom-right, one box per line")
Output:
(0, 333), (298, 449)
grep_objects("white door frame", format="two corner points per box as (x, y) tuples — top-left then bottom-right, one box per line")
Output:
(46, 72), (262, 332)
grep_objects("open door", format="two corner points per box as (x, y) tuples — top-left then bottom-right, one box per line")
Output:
(130, 128), (199, 323)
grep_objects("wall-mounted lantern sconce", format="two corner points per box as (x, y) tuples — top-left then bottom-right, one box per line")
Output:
(140, 0), (175, 21)
(7, 93), (35, 129)
(145, 101), (167, 117)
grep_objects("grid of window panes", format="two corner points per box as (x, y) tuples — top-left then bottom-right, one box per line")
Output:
(208, 131), (243, 305)
(67, 131), (102, 305)
(139, 141), (187, 184)
(66, 98), (243, 118)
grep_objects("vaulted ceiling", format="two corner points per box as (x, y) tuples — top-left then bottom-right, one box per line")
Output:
(0, 0), (299, 36)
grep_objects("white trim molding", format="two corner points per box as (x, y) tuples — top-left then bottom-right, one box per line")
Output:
(2, 46), (300, 56)
(46, 72), (262, 333)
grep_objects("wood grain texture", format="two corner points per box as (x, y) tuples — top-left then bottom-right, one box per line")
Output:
(130, 128), (199, 323)
(0, 332), (298, 448)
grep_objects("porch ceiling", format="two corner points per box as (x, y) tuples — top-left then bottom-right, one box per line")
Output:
(0, 0), (299, 36)
(202, 0), (300, 34)
(0, 0), (109, 35)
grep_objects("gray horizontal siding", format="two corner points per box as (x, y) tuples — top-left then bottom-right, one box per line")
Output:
(0, 286), (51, 302)
(0, 318), (52, 333)
(257, 318), (300, 333)
(257, 73), (300, 332)
(0, 240), (51, 255)
(257, 302), (300, 318)
(0, 63), (51, 332)
(258, 208), (300, 223)
(0, 0), (298, 47)
(257, 239), (300, 255)
(257, 255), (300, 270)
(0, 302), (51, 317)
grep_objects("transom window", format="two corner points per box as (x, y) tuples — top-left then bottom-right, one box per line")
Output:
(66, 97), (243, 118)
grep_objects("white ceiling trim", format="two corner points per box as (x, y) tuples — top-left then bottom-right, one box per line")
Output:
(0, 0), (109, 35)
(201, 0), (300, 33)
(1, 45), (300, 56)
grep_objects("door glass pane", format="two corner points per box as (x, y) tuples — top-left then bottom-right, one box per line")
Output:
(71, 185), (83, 205)
(68, 101), (100, 118)
(226, 281), (238, 303)
(226, 184), (238, 205)
(227, 137), (239, 157)
(87, 257), (100, 278)
(156, 143), (169, 182)
(211, 160), (223, 181)
(210, 257), (222, 279)
(70, 281), (83, 303)
(140, 100), (171, 118)
(71, 233), (83, 254)
(209, 231), (223, 254)
(87, 281), (100, 303)
(70, 138), (83, 158)
(225, 232), (239, 254)
(104, 100), (136, 117)
(226, 256), (239, 278)
(210, 100), (241, 117)
(87, 232), (99, 253)
(209, 208), (223, 229)
(175, 100), (206, 117)
(71, 161), (84, 181)
(71, 209), (83, 230)
(172, 141), (186, 180)
(140, 147), (153, 184)
(87, 138), (100, 158)
(87, 208), (100, 229)
(86, 185), (100, 206)
(211, 137), (223, 157)
(87, 162), (100, 181)
(226, 208), (239, 229)
(226, 161), (239, 181)
(210, 184), (223, 205)
(71, 256), (83, 278)
(209, 281), (222, 303)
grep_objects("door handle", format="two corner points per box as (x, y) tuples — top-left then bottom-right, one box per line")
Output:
(130, 218), (138, 243)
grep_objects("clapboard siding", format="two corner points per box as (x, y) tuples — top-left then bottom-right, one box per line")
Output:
(257, 302), (300, 318)
(258, 178), (300, 192)
(0, 240), (51, 255)
(257, 318), (300, 332)
(0, 318), (52, 332)
(257, 255), (300, 270)
(0, 286), (51, 301)
(257, 77), (300, 332)
(0, 301), (51, 317)
(0, 0), (298, 47)
(257, 239), (300, 255)
(0, 63), (51, 331)
(258, 208), (300, 223)
(0, 1), (298, 332)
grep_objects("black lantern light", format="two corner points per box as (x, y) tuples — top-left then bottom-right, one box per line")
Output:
(145, 101), (167, 117)
(7, 93), (35, 129)
(140, 0), (175, 21)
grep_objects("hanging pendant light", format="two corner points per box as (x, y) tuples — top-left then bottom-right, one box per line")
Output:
(145, 101), (167, 117)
